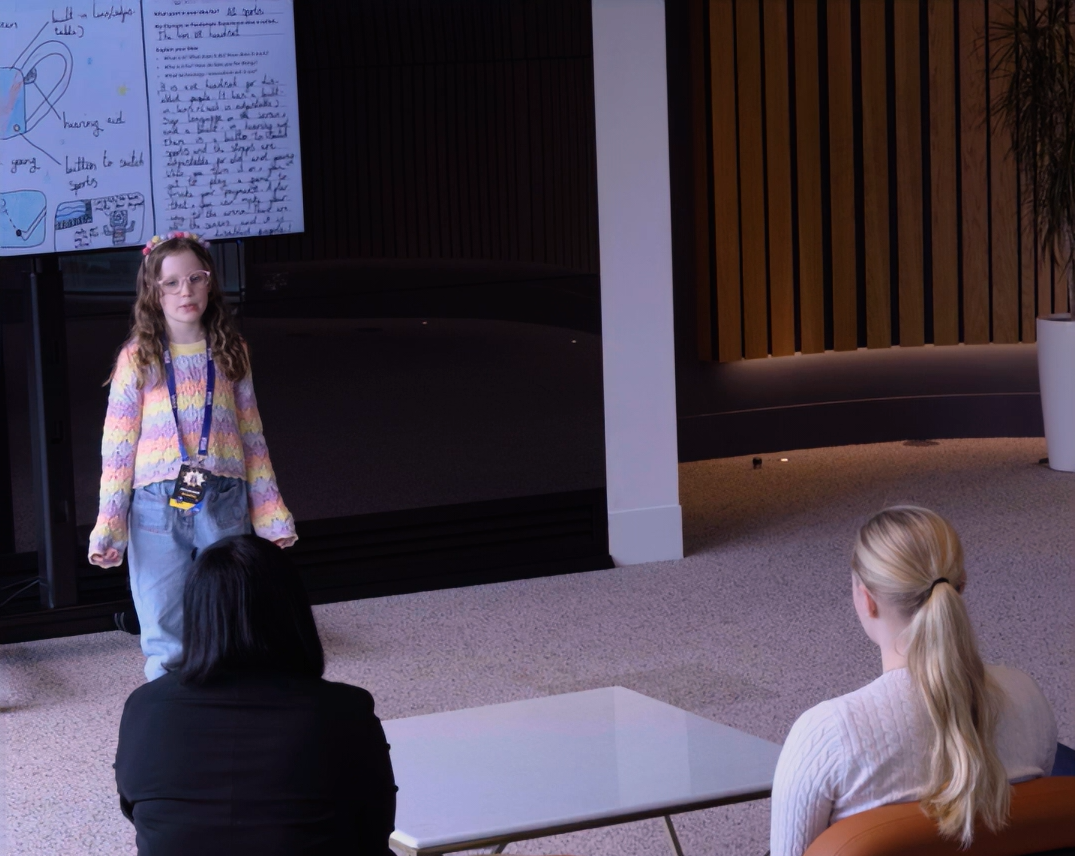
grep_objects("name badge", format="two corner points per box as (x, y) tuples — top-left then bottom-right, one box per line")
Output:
(169, 464), (210, 510)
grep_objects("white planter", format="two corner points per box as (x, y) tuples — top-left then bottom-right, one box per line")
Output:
(1037, 314), (1075, 472)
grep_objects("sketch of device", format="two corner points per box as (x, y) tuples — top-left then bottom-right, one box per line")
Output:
(103, 208), (137, 246)
(0, 190), (47, 249)
(54, 193), (146, 252)
(2, 40), (73, 141)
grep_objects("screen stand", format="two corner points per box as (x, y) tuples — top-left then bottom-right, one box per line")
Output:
(27, 255), (78, 609)
(0, 289), (15, 556)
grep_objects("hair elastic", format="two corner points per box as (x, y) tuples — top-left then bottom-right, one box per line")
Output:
(142, 231), (211, 255)
(927, 577), (950, 596)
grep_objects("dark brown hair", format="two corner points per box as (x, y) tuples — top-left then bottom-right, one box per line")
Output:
(110, 235), (249, 387)
(178, 534), (324, 685)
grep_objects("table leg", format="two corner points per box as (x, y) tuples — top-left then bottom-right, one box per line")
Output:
(663, 815), (685, 856)
(487, 845), (507, 854)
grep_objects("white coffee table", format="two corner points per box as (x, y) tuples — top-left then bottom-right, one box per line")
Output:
(384, 686), (782, 856)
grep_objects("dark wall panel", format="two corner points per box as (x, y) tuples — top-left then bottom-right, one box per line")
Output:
(246, 0), (599, 274)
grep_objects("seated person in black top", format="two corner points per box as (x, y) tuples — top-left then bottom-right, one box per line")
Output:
(114, 534), (397, 856)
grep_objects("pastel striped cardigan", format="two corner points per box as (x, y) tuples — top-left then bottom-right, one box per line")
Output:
(88, 340), (297, 564)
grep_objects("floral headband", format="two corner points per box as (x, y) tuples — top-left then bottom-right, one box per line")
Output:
(142, 231), (211, 255)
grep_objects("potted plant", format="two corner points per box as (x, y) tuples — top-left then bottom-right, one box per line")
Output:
(991, 0), (1075, 471)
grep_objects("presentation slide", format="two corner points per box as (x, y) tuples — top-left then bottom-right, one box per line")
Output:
(0, 0), (303, 257)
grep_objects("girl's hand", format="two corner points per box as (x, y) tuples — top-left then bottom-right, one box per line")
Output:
(90, 548), (122, 567)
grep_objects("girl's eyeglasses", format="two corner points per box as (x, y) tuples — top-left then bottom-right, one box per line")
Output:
(159, 271), (211, 293)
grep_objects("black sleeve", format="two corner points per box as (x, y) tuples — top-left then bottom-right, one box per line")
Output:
(114, 694), (137, 825)
(347, 689), (398, 856)
(119, 794), (135, 824)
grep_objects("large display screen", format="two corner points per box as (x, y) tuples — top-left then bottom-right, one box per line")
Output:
(0, 0), (303, 256)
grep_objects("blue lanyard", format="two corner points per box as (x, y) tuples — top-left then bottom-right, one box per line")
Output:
(161, 340), (215, 463)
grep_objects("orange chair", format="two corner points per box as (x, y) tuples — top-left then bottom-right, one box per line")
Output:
(802, 776), (1075, 856)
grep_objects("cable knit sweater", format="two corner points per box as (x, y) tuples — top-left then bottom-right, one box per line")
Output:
(770, 665), (1057, 856)
(89, 340), (297, 564)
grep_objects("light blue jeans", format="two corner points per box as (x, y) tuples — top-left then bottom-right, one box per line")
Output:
(127, 476), (251, 681)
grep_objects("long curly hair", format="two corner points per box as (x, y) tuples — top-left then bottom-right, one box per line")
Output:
(109, 236), (249, 388)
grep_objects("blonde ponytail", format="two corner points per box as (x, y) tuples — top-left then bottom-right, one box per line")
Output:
(851, 506), (1010, 846)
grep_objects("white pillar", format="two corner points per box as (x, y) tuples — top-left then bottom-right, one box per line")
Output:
(592, 0), (683, 565)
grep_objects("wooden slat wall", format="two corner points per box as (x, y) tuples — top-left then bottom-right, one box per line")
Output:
(929, 0), (960, 345)
(989, 0), (1020, 342)
(861, 0), (891, 349)
(699, 0), (1054, 361)
(1018, 3), (1038, 342)
(794, 0), (826, 354)
(829, 0), (859, 352)
(764, 0), (796, 356)
(738, 3), (771, 359)
(246, 0), (598, 273)
(895, 0), (925, 347)
(710, 0), (743, 363)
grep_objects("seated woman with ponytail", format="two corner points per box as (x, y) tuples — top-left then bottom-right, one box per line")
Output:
(770, 506), (1058, 856)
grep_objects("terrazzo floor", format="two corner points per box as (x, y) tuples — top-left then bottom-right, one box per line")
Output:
(1, 438), (1072, 855)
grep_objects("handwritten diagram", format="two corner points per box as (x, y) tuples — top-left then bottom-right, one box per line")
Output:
(54, 192), (145, 252)
(1, 25), (72, 164)
(0, 2), (152, 256)
(0, 189), (46, 248)
(0, 1), (302, 257)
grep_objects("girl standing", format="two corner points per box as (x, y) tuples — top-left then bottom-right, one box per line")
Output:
(89, 232), (297, 681)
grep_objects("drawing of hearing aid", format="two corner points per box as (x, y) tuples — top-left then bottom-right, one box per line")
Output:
(1, 40), (74, 141)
